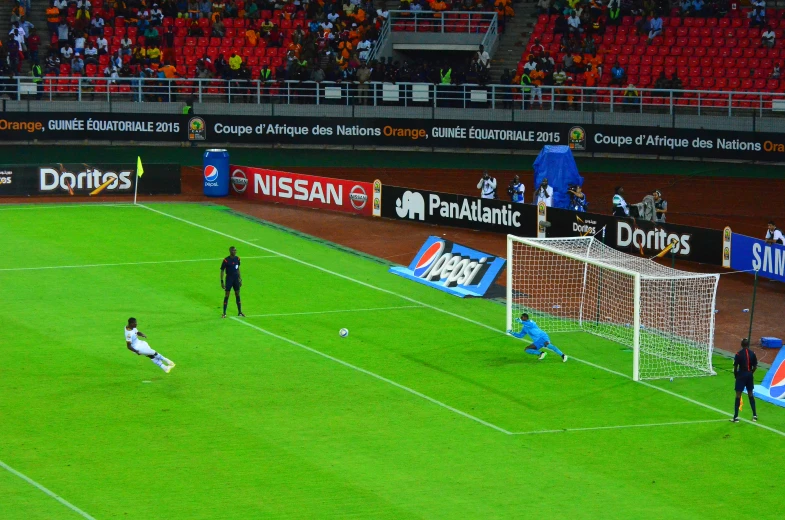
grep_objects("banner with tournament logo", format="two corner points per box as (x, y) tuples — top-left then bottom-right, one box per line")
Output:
(754, 347), (785, 408)
(229, 165), (375, 216)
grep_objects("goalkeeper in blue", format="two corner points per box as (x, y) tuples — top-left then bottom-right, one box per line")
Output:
(508, 313), (568, 362)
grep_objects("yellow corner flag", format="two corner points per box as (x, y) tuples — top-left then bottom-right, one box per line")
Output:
(136, 156), (144, 178)
(655, 239), (678, 259)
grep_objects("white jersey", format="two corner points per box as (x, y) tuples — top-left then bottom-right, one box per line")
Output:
(125, 327), (139, 348)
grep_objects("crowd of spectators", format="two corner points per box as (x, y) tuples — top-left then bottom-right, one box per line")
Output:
(6, 0), (390, 87)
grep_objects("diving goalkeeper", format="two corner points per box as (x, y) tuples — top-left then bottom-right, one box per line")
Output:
(508, 313), (568, 362)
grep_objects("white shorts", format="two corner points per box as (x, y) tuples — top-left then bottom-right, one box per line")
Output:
(133, 341), (156, 356)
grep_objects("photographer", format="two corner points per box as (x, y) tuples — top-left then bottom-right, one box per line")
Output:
(477, 170), (497, 200)
(534, 177), (554, 207)
(612, 186), (629, 216)
(568, 185), (588, 212)
(507, 175), (525, 203)
(653, 190), (667, 222)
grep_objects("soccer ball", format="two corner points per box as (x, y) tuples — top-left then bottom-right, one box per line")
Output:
(339, 328), (349, 338)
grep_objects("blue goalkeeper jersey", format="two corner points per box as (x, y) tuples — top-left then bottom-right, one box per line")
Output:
(513, 318), (549, 342)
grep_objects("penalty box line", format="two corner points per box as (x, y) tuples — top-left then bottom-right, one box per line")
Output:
(231, 318), (513, 435)
(509, 419), (729, 436)
(0, 255), (279, 272)
(0, 459), (96, 520)
(140, 204), (785, 439)
(243, 305), (425, 318)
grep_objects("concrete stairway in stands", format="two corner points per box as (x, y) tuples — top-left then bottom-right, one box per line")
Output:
(491, 0), (538, 80)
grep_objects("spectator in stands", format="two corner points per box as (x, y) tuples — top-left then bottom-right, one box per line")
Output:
(554, 13), (568, 34)
(562, 52), (574, 72)
(500, 68), (514, 108)
(567, 10), (581, 33)
(61, 42), (74, 60)
(27, 29), (40, 64)
(147, 44), (161, 64)
(144, 26), (160, 46)
(56, 22), (69, 48)
(72, 53), (85, 74)
(73, 32), (85, 55)
(612, 186), (629, 216)
(46, 2), (61, 35)
(671, 72), (683, 92)
(654, 71), (669, 93)
(690, 0), (704, 15)
(97, 33), (109, 55)
(607, 0), (620, 24)
(199, 0), (211, 17)
(151, 4), (164, 24)
(749, 7), (766, 28)
(771, 64), (780, 79)
(477, 45), (490, 70)
(583, 63), (598, 95)
(228, 52), (242, 74)
(90, 16), (105, 37)
(524, 55), (537, 74)
(647, 13), (662, 44)
(762, 25), (775, 48)
(535, 178), (553, 206)
(120, 34), (133, 56)
(537, 0), (552, 14)
(131, 44), (146, 64)
(530, 38), (545, 56)
(111, 50), (122, 69)
(623, 83), (639, 110)
(539, 51), (555, 73)
(610, 60), (626, 86)
(84, 41), (99, 65)
(45, 51), (61, 75)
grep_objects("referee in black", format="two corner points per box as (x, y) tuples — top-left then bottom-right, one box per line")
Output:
(731, 338), (758, 423)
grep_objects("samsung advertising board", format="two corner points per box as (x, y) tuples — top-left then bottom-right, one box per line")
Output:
(730, 233), (785, 283)
(390, 236), (506, 297)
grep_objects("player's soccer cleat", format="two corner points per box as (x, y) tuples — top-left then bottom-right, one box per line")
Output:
(221, 314), (226, 319)
(168, 362), (176, 368)
(562, 354), (568, 362)
(538, 351), (547, 360)
(238, 312), (246, 317)
(162, 364), (172, 374)
(753, 415), (758, 422)
(729, 417), (739, 423)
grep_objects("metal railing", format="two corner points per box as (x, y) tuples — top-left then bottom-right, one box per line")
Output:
(2, 76), (785, 120)
(387, 10), (498, 34)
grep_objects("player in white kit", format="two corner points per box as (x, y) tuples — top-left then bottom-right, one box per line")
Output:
(125, 317), (175, 373)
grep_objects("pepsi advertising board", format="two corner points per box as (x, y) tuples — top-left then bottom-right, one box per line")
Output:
(229, 165), (374, 216)
(390, 236), (506, 298)
(203, 149), (230, 197)
(730, 233), (785, 283)
(754, 346), (785, 408)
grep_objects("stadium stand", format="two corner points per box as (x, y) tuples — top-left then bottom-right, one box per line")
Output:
(518, 4), (785, 106)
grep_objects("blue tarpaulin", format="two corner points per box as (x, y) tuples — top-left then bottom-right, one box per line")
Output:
(532, 146), (583, 209)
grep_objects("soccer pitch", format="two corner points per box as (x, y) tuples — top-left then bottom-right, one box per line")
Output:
(2, 202), (784, 519)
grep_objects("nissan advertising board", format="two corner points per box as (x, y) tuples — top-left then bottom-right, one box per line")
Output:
(229, 166), (377, 217)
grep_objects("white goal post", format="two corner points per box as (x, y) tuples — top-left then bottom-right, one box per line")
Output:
(506, 235), (720, 381)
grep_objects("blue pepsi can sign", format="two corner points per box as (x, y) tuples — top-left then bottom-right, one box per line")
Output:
(754, 346), (785, 408)
(203, 148), (230, 197)
(389, 236), (506, 298)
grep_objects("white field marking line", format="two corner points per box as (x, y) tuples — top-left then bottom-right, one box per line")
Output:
(510, 419), (729, 435)
(140, 204), (785, 439)
(0, 459), (97, 520)
(231, 317), (512, 435)
(0, 255), (277, 272)
(0, 203), (136, 211)
(243, 305), (425, 318)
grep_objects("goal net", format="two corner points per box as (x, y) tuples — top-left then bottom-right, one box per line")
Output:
(506, 235), (720, 381)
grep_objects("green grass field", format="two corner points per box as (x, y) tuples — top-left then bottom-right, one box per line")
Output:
(2, 202), (784, 520)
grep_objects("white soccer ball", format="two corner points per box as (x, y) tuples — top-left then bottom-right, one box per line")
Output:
(339, 328), (349, 338)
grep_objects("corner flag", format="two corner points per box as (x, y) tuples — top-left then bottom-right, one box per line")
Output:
(133, 156), (143, 205)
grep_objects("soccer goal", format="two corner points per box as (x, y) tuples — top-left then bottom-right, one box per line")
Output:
(506, 235), (720, 381)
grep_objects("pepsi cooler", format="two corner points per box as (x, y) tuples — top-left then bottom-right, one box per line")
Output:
(203, 149), (230, 197)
